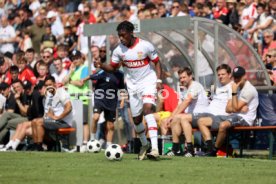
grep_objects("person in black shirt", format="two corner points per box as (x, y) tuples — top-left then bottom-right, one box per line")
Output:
(82, 69), (124, 148)
(0, 80), (29, 144)
(0, 81), (45, 151)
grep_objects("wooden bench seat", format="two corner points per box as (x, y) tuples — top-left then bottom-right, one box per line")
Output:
(192, 126), (276, 159)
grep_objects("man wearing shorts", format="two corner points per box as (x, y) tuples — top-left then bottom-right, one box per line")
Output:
(95, 21), (162, 160)
(165, 67), (209, 156)
(169, 64), (233, 157)
(31, 76), (74, 151)
(198, 66), (259, 156)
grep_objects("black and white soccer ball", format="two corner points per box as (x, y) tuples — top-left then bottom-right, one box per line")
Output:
(87, 140), (101, 153)
(105, 144), (123, 161)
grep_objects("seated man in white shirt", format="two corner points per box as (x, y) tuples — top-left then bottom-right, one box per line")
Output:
(165, 67), (209, 156)
(31, 76), (73, 151)
(168, 64), (233, 157)
(198, 66), (259, 156)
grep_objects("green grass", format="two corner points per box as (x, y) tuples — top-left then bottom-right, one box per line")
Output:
(0, 152), (275, 184)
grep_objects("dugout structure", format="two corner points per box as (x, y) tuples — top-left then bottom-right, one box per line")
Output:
(84, 16), (275, 92)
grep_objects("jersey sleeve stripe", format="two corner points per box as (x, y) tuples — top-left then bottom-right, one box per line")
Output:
(151, 56), (159, 63)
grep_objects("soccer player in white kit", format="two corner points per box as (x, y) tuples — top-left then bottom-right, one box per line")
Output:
(94, 21), (162, 160)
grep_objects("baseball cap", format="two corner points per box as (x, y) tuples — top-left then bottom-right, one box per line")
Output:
(232, 66), (246, 78)
(23, 80), (32, 90)
(70, 50), (82, 60)
(0, 82), (9, 90)
(0, 56), (4, 66)
(46, 11), (57, 19)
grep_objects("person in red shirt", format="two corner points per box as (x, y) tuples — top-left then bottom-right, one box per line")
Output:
(213, 0), (229, 25)
(17, 57), (37, 86)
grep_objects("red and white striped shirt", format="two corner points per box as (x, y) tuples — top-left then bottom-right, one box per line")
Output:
(240, 2), (258, 28)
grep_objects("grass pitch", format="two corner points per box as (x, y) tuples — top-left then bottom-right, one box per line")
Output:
(0, 152), (275, 184)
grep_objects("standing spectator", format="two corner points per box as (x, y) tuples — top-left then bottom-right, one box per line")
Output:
(46, 10), (64, 42)
(17, 57), (37, 86)
(0, 16), (16, 54)
(203, 2), (214, 20)
(64, 50), (90, 150)
(62, 26), (77, 52)
(25, 48), (37, 69)
(56, 44), (71, 70)
(28, 15), (46, 53)
(121, 4), (138, 21)
(51, 57), (68, 87)
(40, 25), (57, 51)
(17, 8), (33, 32)
(240, 0), (258, 39)
(213, 0), (229, 25)
(18, 29), (33, 52)
(170, 1), (187, 17)
(226, 0), (239, 27)
(29, 0), (41, 16)
(158, 3), (170, 18)
(250, 3), (274, 54)
(36, 62), (48, 83)
(10, 65), (19, 83)
(77, 11), (91, 55)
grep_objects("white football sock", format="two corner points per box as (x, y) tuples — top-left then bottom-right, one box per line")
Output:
(5, 140), (14, 148)
(12, 139), (20, 150)
(144, 114), (158, 150)
(134, 123), (148, 146)
(106, 142), (112, 148)
(90, 133), (96, 141)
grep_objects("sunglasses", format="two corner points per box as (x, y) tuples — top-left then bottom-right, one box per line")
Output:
(266, 54), (273, 58)
(43, 56), (51, 59)
(172, 6), (179, 9)
(264, 35), (272, 38)
(100, 50), (106, 53)
(151, 12), (158, 16)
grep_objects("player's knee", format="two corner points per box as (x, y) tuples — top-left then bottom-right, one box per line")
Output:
(219, 122), (230, 131)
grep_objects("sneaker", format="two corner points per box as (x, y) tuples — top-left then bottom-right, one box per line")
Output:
(80, 144), (87, 153)
(147, 149), (159, 160)
(166, 149), (183, 156)
(0, 144), (4, 149)
(184, 151), (194, 157)
(202, 150), (217, 157)
(138, 142), (150, 160)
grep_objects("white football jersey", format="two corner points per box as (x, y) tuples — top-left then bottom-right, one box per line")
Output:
(111, 38), (159, 91)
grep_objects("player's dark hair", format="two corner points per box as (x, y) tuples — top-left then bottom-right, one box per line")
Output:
(178, 67), (193, 76)
(117, 21), (135, 33)
(216, 64), (231, 74)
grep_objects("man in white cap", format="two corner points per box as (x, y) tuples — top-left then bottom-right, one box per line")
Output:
(46, 11), (64, 41)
